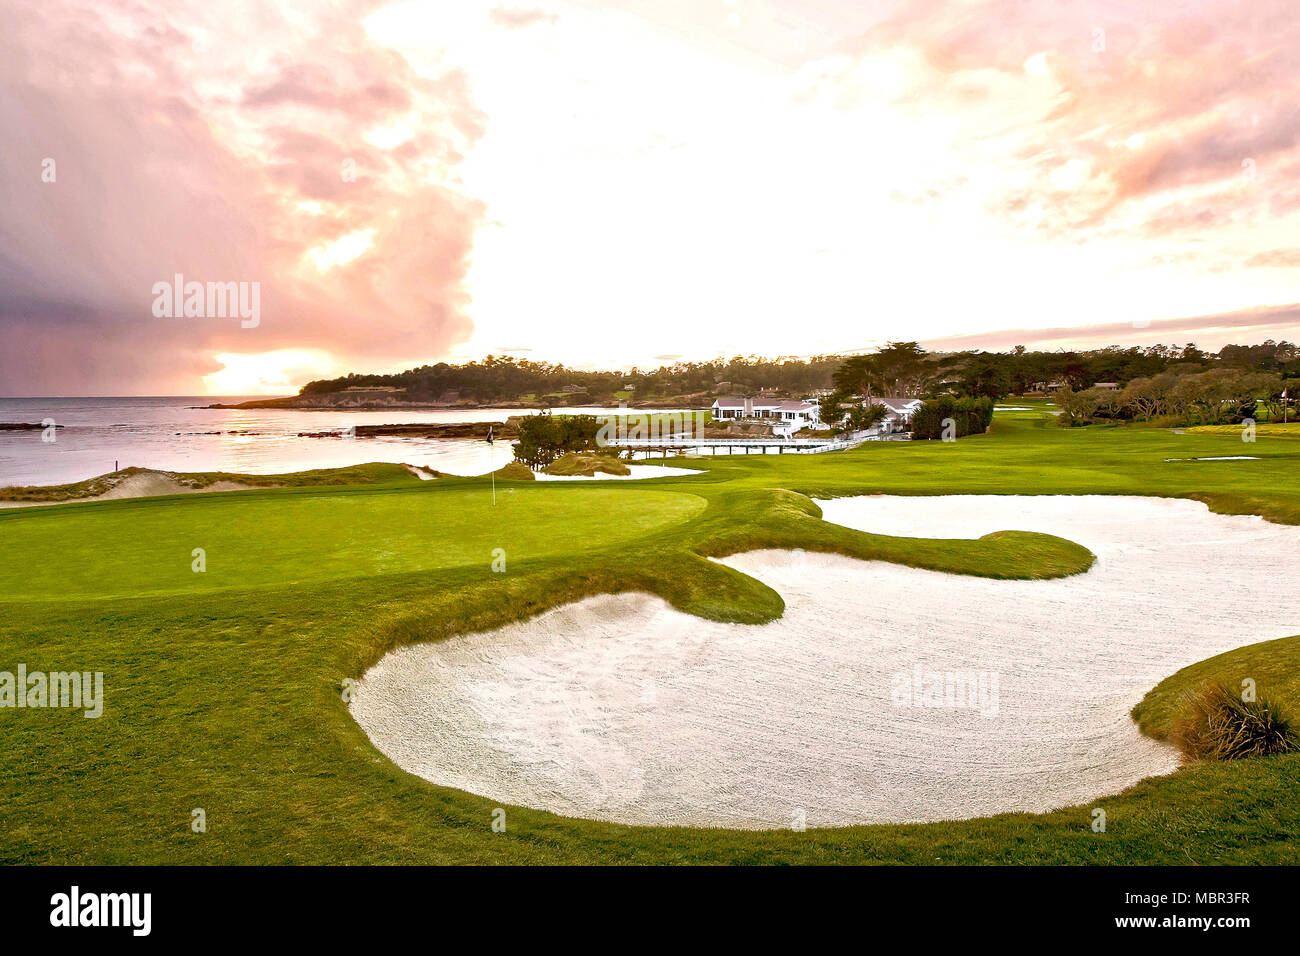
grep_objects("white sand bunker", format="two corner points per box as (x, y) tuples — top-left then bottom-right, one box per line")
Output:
(350, 495), (1300, 829)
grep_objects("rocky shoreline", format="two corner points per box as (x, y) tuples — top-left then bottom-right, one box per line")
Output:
(296, 421), (520, 440)
(203, 394), (710, 411)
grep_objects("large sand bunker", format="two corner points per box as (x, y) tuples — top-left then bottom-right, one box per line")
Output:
(350, 496), (1300, 829)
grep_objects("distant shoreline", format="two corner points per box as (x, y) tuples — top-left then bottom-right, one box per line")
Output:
(203, 396), (710, 411)
(296, 421), (518, 440)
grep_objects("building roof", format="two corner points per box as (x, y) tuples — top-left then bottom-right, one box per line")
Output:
(711, 396), (815, 412)
(869, 396), (923, 413)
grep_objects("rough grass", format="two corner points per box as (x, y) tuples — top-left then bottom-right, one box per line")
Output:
(0, 462), (416, 502)
(1187, 422), (1300, 438)
(1171, 685), (1297, 761)
(491, 461), (535, 481)
(3, 405), (1300, 864)
(1134, 634), (1300, 742)
(543, 453), (631, 477)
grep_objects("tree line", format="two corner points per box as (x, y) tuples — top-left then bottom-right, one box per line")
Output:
(300, 354), (846, 404)
(298, 340), (1300, 421)
(825, 339), (1299, 437)
(1057, 368), (1297, 427)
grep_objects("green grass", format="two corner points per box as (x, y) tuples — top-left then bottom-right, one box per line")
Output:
(0, 485), (704, 599)
(1188, 422), (1300, 439)
(1134, 635), (1300, 742)
(2, 403), (1300, 864)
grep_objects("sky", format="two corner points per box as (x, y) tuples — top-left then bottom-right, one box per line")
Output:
(2, 0), (1299, 395)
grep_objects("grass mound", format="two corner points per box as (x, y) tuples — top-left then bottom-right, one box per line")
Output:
(0, 463), (416, 502)
(492, 461), (535, 480)
(1172, 684), (1297, 761)
(1133, 634), (1300, 740)
(542, 453), (631, 477)
(0, 468), (139, 502)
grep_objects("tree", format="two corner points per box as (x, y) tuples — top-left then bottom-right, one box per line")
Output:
(1050, 352), (1092, 391)
(817, 391), (851, 432)
(1007, 345), (1039, 395)
(1055, 386), (1104, 426)
(873, 341), (933, 396)
(833, 354), (880, 404)
(834, 342), (933, 400)
(845, 402), (889, 431)
(958, 353), (1011, 400)
(512, 413), (600, 468)
(1120, 373), (1177, 420)
(1226, 372), (1283, 423)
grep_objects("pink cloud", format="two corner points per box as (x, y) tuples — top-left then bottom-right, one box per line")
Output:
(1245, 249), (1300, 269)
(489, 7), (559, 30)
(0, 0), (483, 395)
(841, 0), (1300, 243)
(921, 304), (1300, 353)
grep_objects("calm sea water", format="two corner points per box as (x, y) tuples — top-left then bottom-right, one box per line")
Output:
(0, 397), (699, 487)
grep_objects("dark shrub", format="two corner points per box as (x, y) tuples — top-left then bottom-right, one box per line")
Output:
(911, 395), (993, 440)
(512, 413), (600, 468)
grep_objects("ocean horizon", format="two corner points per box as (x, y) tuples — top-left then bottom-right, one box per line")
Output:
(0, 395), (527, 486)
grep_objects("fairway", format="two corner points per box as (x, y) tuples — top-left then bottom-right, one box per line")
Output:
(2, 406), (1299, 865)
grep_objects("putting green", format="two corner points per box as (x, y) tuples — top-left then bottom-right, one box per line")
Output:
(0, 484), (706, 600)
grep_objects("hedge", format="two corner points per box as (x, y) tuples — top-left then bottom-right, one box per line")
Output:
(911, 395), (994, 440)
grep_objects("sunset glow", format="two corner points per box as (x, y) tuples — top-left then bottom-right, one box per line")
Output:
(203, 349), (339, 395)
(2, 0), (1298, 395)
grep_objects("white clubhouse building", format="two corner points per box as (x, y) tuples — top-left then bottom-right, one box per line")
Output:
(711, 394), (922, 436)
(710, 397), (822, 434)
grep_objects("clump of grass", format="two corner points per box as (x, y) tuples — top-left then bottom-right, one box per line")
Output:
(1173, 683), (1298, 761)
(492, 461), (535, 481)
(543, 453), (631, 477)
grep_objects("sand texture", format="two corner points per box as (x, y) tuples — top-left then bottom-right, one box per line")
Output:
(351, 495), (1300, 828)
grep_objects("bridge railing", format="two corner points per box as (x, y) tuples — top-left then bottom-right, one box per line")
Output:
(608, 424), (904, 454)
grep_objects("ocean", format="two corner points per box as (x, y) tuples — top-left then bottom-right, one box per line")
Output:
(0, 396), (684, 487)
